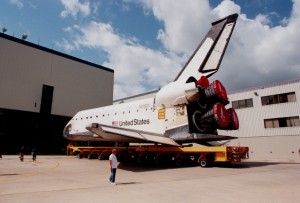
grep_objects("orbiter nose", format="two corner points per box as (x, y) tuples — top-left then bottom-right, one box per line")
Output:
(63, 124), (72, 139)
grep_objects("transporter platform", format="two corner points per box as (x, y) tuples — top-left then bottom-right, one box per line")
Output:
(67, 144), (249, 167)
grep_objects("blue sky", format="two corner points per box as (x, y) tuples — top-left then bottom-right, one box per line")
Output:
(1, 0), (299, 100)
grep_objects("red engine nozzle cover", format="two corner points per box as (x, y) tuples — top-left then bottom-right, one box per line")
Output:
(227, 108), (239, 130)
(212, 80), (228, 101)
(213, 103), (229, 128)
(196, 76), (209, 89)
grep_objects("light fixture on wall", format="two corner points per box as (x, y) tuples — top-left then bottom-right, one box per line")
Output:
(21, 33), (28, 40)
(254, 92), (259, 96)
(2, 27), (7, 33)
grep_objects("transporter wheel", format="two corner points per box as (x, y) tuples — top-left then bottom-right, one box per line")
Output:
(154, 158), (160, 165)
(137, 157), (143, 164)
(175, 159), (183, 167)
(199, 159), (208, 167)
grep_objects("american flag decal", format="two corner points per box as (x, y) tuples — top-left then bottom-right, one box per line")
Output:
(112, 121), (118, 127)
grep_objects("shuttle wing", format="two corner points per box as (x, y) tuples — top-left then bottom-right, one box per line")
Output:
(174, 13), (238, 82)
(86, 123), (180, 146)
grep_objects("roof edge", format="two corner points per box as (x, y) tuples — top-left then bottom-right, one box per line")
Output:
(228, 78), (300, 94)
(0, 32), (114, 73)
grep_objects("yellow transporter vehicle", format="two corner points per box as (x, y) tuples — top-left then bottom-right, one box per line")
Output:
(68, 144), (249, 167)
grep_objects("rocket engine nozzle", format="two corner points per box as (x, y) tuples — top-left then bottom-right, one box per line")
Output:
(226, 108), (239, 130)
(199, 80), (228, 104)
(192, 102), (230, 132)
(196, 76), (210, 88)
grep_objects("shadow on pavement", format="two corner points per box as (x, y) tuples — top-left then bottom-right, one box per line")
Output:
(116, 182), (141, 185)
(118, 161), (293, 172)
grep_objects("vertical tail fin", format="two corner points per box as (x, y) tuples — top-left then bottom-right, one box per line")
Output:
(174, 13), (238, 83)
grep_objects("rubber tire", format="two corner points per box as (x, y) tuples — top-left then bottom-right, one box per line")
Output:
(175, 159), (182, 167)
(154, 158), (160, 165)
(200, 159), (208, 167)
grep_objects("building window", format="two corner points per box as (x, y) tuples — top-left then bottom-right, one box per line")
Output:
(261, 92), (296, 106)
(264, 116), (300, 128)
(232, 98), (253, 109)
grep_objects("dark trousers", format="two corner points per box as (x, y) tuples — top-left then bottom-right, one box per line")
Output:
(109, 168), (117, 183)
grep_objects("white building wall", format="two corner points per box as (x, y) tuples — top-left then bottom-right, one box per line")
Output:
(220, 80), (300, 162)
(218, 80), (300, 138)
(229, 136), (300, 162)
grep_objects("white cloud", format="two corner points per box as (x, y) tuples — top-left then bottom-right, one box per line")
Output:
(60, 0), (300, 99)
(60, 0), (91, 19)
(210, 0), (300, 91)
(62, 21), (180, 99)
(211, 0), (240, 17)
(139, 0), (211, 54)
(9, 0), (24, 9)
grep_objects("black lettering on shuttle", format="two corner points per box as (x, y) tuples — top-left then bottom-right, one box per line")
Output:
(119, 119), (150, 126)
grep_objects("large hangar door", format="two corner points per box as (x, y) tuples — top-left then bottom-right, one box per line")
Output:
(40, 84), (54, 115)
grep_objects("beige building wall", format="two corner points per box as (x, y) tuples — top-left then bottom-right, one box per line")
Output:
(230, 136), (300, 163)
(0, 33), (114, 117)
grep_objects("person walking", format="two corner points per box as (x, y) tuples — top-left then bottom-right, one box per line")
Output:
(31, 148), (37, 161)
(19, 146), (25, 162)
(109, 149), (118, 185)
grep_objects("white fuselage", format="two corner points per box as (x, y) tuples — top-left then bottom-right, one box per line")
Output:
(65, 97), (189, 142)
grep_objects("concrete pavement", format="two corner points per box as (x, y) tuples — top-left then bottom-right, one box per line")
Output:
(0, 155), (299, 203)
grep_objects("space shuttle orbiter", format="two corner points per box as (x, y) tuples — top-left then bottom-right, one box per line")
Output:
(63, 14), (239, 146)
